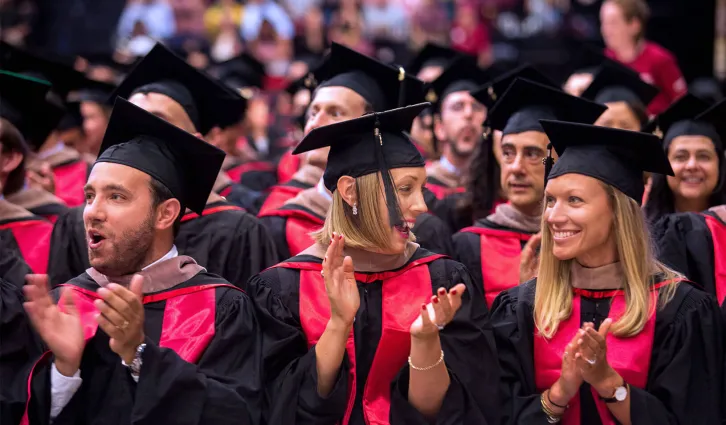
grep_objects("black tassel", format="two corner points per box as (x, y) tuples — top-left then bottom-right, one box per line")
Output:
(397, 66), (406, 108)
(543, 142), (554, 185)
(374, 115), (404, 227)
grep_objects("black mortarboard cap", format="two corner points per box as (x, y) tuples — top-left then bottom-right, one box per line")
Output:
(407, 43), (461, 77)
(66, 75), (117, 104)
(109, 43), (246, 134)
(0, 41), (86, 98)
(210, 52), (266, 90)
(642, 93), (710, 142)
(79, 51), (138, 74)
(317, 43), (425, 111)
(659, 98), (726, 154)
(96, 98), (225, 215)
(690, 77), (724, 105)
(293, 103), (430, 227)
(542, 120), (673, 203)
(0, 70), (63, 148)
(427, 56), (491, 109)
(581, 61), (659, 107)
(470, 63), (557, 108)
(564, 40), (608, 77)
(488, 78), (607, 136)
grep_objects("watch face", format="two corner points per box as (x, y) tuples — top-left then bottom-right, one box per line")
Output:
(615, 386), (628, 401)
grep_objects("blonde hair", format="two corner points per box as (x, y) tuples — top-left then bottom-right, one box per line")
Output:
(535, 183), (682, 338)
(311, 172), (415, 251)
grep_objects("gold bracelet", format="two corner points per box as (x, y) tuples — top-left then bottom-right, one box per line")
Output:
(541, 392), (563, 423)
(408, 350), (444, 371)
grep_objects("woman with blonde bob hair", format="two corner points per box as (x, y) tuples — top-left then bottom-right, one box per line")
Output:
(491, 120), (724, 425)
(248, 104), (499, 425)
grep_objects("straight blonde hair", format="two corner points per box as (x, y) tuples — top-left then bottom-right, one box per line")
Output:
(311, 172), (416, 251)
(535, 183), (682, 338)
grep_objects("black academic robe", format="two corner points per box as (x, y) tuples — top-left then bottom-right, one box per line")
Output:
(453, 218), (535, 308)
(48, 202), (281, 289)
(223, 183), (267, 216)
(652, 211), (726, 305)
(226, 160), (278, 193)
(490, 279), (724, 425)
(0, 229), (34, 288)
(249, 248), (500, 425)
(257, 179), (313, 217)
(1, 216), (53, 275)
(22, 271), (264, 425)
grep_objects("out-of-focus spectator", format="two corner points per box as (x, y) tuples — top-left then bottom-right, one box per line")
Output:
(210, 14), (244, 62)
(204, 0), (244, 40)
(409, 0), (450, 47)
(283, 0), (322, 23)
(293, 7), (328, 58)
(0, 0), (35, 45)
(117, 0), (176, 42)
(120, 21), (157, 57)
(362, 0), (410, 43)
(241, 0), (295, 42)
(600, 0), (686, 114)
(169, 0), (207, 36)
(450, 1), (492, 67)
(328, 0), (373, 56)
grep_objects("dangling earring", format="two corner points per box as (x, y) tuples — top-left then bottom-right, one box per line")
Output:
(352, 202), (358, 216)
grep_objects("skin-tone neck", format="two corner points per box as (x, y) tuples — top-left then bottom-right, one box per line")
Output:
(512, 200), (541, 218)
(674, 196), (710, 214)
(139, 237), (174, 271)
(442, 145), (472, 171)
(612, 39), (644, 63)
(575, 236), (618, 268)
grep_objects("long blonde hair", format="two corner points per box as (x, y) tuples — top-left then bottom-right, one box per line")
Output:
(535, 183), (682, 338)
(311, 172), (415, 251)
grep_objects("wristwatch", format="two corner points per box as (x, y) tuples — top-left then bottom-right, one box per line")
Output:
(121, 343), (146, 378)
(599, 380), (629, 403)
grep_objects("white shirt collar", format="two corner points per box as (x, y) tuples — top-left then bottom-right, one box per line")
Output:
(142, 245), (178, 270)
(316, 178), (332, 203)
(439, 156), (462, 177)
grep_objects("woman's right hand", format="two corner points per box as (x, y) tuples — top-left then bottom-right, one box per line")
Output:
(550, 333), (584, 407)
(322, 232), (360, 328)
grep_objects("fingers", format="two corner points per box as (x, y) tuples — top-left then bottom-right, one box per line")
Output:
(97, 286), (136, 320)
(447, 283), (466, 312)
(61, 287), (79, 317)
(434, 287), (453, 321)
(598, 318), (612, 338)
(94, 299), (127, 330)
(585, 326), (607, 351)
(129, 275), (144, 299)
(521, 233), (542, 261)
(419, 302), (433, 328)
(96, 311), (125, 341)
(342, 256), (355, 281)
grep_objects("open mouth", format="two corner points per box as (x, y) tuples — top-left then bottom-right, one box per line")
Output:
(681, 176), (704, 185)
(395, 224), (411, 239)
(552, 230), (580, 241)
(87, 229), (107, 249)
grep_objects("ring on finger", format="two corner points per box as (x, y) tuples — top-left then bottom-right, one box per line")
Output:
(436, 324), (445, 331)
(320, 270), (325, 277)
(585, 356), (596, 365)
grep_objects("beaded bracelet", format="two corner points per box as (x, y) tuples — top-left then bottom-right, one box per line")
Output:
(408, 350), (444, 371)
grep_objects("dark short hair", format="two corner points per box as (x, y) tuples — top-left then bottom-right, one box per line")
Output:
(0, 118), (28, 196)
(148, 177), (184, 236)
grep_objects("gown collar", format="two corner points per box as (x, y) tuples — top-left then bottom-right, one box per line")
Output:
(570, 260), (624, 291)
(300, 242), (420, 273)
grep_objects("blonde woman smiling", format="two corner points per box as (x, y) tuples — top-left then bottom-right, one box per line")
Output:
(491, 121), (724, 425)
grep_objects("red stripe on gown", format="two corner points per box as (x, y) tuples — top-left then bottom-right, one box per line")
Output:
(0, 219), (53, 274)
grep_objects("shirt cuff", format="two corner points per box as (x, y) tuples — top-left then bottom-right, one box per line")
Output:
(50, 363), (82, 419)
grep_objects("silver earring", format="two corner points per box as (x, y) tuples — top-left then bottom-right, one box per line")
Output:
(352, 202), (358, 216)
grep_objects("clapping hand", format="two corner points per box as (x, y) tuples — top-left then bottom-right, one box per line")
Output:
(410, 285), (466, 340)
(322, 232), (360, 329)
(94, 275), (145, 364)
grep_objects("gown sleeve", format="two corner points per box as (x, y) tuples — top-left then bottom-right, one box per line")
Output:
(0, 231), (33, 289)
(452, 231), (483, 291)
(412, 213), (454, 256)
(239, 170), (278, 193)
(258, 215), (293, 261)
(0, 279), (44, 425)
(126, 290), (266, 425)
(629, 284), (725, 425)
(222, 214), (281, 290)
(47, 207), (89, 287)
(247, 270), (349, 425)
(489, 281), (551, 425)
(389, 259), (500, 425)
(225, 183), (266, 216)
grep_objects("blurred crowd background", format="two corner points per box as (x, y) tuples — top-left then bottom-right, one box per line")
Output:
(0, 0), (723, 99)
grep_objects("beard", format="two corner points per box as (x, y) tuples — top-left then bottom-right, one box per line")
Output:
(89, 212), (155, 277)
(448, 125), (481, 158)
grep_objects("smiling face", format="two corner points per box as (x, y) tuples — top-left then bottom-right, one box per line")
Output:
(303, 86), (369, 168)
(83, 162), (157, 276)
(376, 166), (429, 254)
(544, 173), (618, 266)
(594, 101), (642, 131)
(500, 131), (548, 215)
(666, 135), (720, 207)
(435, 91), (487, 159)
(600, 0), (641, 51)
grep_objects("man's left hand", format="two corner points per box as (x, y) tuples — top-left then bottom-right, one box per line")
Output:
(95, 275), (145, 364)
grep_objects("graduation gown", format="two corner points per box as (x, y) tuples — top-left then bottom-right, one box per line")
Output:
(47, 201), (280, 289)
(225, 158), (278, 193)
(490, 278), (725, 425)
(257, 165), (324, 216)
(652, 211), (726, 304)
(6, 187), (69, 223)
(425, 160), (467, 200)
(177, 200), (280, 289)
(249, 248), (500, 425)
(453, 218), (535, 308)
(20, 268), (264, 425)
(30, 145), (89, 208)
(0, 200), (53, 274)
(0, 230), (33, 288)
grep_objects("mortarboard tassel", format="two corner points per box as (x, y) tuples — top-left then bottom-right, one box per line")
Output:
(374, 114), (405, 227)
(397, 66), (406, 108)
(542, 142), (554, 185)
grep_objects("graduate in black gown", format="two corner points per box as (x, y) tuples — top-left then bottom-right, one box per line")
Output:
(249, 104), (499, 425)
(490, 121), (725, 425)
(259, 43), (454, 259)
(454, 78), (606, 307)
(48, 43), (279, 288)
(19, 98), (264, 425)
